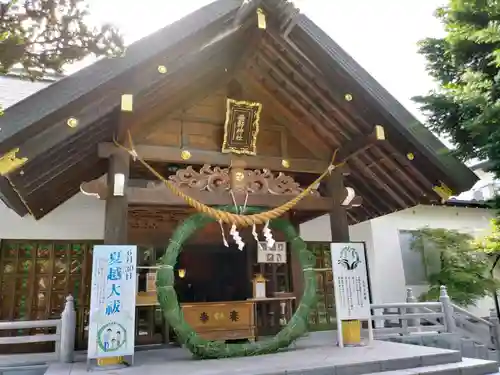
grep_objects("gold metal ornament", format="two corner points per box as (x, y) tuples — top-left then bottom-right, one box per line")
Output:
(67, 117), (78, 128)
(281, 159), (290, 168)
(432, 182), (453, 203)
(180, 150), (191, 160)
(257, 8), (266, 30)
(235, 171), (245, 182)
(158, 65), (167, 74)
(0, 148), (28, 176)
(121, 94), (133, 112)
(374, 125), (385, 140)
(344, 94), (353, 101)
(407, 152), (414, 160)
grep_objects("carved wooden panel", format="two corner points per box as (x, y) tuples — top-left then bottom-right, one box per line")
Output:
(161, 164), (320, 196)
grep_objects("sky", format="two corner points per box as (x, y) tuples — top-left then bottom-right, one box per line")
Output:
(84, 0), (446, 120)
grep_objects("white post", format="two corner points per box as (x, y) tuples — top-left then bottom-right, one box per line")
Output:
(406, 288), (420, 328)
(489, 309), (500, 362)
(439, 285), (456, 333)
(59, 295), (76, 363)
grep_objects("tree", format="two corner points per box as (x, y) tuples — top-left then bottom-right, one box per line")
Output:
(414, 0), (500, 180)
(410, 227), (498, 306)
(0, 0), (123, 78)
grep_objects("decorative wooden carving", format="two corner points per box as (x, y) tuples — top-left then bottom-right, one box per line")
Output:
(80, 175), (108, 199)
(148, 164), (320, 196)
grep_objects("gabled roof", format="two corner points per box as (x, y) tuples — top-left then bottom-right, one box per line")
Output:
(0, 0), (478, 221)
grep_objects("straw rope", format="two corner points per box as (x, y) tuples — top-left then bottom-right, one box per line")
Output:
(113, 131), (343, 227)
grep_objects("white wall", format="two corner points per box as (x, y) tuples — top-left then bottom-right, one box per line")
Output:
(300, 205), (495, 317)
(0, 193), (105, 240)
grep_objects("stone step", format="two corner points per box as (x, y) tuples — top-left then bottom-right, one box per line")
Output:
(364, 357), (498, 375)
(0, 364), (47, 375)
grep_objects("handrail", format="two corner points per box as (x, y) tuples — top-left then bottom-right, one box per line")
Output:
(0, 295), (76, 363)
(371, 302), (441, 310)
(451, 304), (493, 327)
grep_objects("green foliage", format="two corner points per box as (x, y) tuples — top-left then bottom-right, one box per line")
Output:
(410, 227), (498, 306)
(0, 0), (123, 78)
(414, 0), (500, 178)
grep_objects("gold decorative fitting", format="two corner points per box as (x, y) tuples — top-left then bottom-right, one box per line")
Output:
(67, 117), (78, 128)
(121, 94), (133, 112)
(0, 148), (28, 176)
(222, 98), (262, 156)
(234, 171), (245, 182)
(180, 150), (191, 160)
(158, 65), (167, 74)
(406, 152), (414, 160)
(432, 181), (453, 203)
(344, 94), (353, 101)
(281, 159), (290, 168)
(256, 8), (267, 30)
(374, 125), (385, 140)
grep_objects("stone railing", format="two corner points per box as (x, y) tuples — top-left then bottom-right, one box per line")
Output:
(0, 295), (76, 363)
(370, 286), (500, 362)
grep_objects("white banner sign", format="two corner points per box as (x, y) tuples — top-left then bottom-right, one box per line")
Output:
(257, 241), (287, 263)
(331, 242), (370, 320)
(88, 245), (137, 359)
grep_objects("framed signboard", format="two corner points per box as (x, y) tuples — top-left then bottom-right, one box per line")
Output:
(88, 245), (137, 361)
(330, 242), (373, 347)
(257, 241), (286, 264)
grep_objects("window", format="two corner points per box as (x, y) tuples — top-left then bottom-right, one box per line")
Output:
(398, 230), (427, 285)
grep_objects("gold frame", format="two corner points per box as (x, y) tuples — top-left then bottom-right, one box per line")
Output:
(221, 98), (262, 156)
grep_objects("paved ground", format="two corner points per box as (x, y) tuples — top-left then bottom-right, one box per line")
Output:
(42, 332), (467, 375)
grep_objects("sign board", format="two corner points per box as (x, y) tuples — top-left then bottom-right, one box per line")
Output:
(88, 245), (137, 360)
(330, 242), (373, 347)
(221, 98), (262, 155)
(257, 241), (286, 264)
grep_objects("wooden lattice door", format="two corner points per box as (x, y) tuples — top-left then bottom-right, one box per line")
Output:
(0, 240), (96, 353)
(306, 242), (336, 331)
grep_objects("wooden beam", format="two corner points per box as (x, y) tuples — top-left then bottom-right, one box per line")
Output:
(99, 143), (329, 174)
(336, 126), (385, 162)
(104, 107), (131, 245)
(104, 151), (130, 244)
(327, 169), (349, 242)
(128, 187), (331, 211)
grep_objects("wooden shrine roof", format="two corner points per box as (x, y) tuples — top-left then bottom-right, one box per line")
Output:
(0, 0), (478, 222)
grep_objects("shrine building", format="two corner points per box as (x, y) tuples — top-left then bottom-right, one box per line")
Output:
(0, 0), (478, 353)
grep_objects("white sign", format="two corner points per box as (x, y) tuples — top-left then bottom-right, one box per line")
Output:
(257, 241), (286, 263)
(331, 242), (370, 320)
(88, 245), (137, 359)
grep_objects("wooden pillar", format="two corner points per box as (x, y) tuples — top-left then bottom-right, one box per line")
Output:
(104, 150), (130, 245)
(326, 169), (349, 242)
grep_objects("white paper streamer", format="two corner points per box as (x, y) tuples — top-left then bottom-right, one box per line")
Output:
(252, 223), (263, 250)
(263, 220), (275, 250)
(219, 220), (229, 247)
(230, 223), (245, 250)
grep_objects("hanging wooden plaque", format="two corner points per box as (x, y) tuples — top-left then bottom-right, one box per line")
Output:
(221, 98), (262, 155)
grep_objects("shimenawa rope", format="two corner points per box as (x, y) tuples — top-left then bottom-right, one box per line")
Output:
(113, 131), (344, 227)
